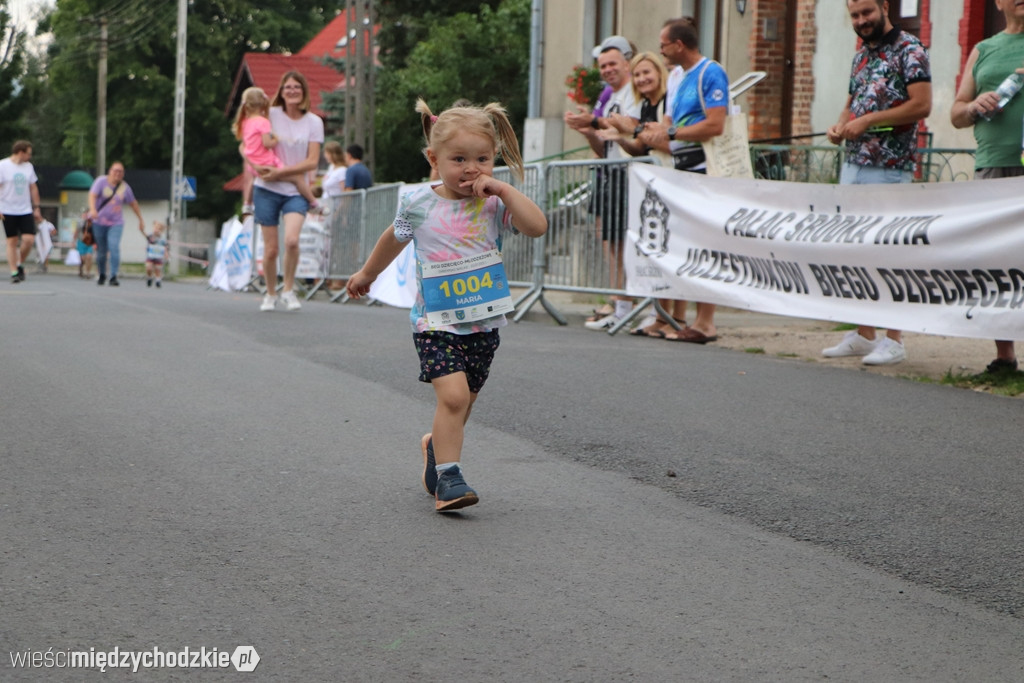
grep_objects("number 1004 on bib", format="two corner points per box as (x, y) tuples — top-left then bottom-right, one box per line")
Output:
(422, 249), (514, 326)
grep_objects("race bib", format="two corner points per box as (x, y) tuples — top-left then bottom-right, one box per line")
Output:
(421, 249), (513, 327)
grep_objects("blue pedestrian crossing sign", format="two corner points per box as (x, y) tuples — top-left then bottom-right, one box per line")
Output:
(176, 175), (197, 201)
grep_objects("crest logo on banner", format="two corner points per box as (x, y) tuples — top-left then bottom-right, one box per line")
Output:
(637, 184), (670, 257)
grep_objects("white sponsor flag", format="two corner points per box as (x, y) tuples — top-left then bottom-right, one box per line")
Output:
(36, 219), (55, 262)
(209, 215), (254, 292)
(296, 217), (330, 280)
(625, 164), (1024, 340)
(366, 182), (433, 309)
(368, 242), (417, 308)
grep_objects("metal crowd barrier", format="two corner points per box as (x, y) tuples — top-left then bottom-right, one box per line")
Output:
(512, 156), (661, 331)
(750, 145), (977, 183)
(317, 183), (403, 303)
(493, 163), (545, 288)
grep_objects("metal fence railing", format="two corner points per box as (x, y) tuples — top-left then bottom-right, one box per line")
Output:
(509, 156), (661, 330)
(493, 163), (544, 287)
(750, 145), (977, 184)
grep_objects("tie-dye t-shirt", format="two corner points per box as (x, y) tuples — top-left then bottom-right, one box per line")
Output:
(393, 184), (515, 334)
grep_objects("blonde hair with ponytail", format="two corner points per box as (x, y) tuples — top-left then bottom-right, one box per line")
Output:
(415, 98), (525, 182)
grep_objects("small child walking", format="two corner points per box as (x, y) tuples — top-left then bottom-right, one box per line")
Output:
(145, 220), (168, 287)
(347, 98), (547, 511)
(232, 86), (324, 215)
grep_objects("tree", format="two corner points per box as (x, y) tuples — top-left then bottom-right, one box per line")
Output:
(367, 0), (531, 183)
(373, 0), (504, 70)
(0, 0), (31, 145)
(23, 0), (333, 219)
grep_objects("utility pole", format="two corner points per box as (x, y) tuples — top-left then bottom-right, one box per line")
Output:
(96, 17), (107, 176)
(366, 0), (376, 168)
(353, 0), (364, 149)
(343, 0), (354, 147)
(343, 1), (375, 165)
(169, 0), (187, 225)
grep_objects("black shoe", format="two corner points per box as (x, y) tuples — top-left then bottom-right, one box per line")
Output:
(155, 280), (161, 288)
(985, 357), (1018, 374)
(147, 278), (153, 287)
(109, 276), (119, 287)
(16, 265), (25, 281)
(10, 273), (19, 284)
(97, 275), (106, 286)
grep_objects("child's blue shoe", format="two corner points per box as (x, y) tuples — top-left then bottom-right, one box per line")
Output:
(435, 465), (479, 512)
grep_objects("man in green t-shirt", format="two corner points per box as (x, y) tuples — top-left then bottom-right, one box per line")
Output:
(951, 3), (1024, 375)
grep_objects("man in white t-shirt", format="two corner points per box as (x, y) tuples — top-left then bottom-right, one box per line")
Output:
(0, 140), (42, 283)
(565, 35), (642, 330)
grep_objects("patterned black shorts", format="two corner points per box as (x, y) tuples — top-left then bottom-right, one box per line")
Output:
(413, 330), (501, 394)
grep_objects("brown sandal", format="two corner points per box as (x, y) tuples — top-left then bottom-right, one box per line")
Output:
(665, 326), (718, 344)
(630, 317), (685, 338)
(585, 304), (615, 323)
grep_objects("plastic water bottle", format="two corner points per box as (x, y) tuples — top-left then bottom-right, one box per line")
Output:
(1020, 116), (1024, 166)
(980, 72), (1024, 120)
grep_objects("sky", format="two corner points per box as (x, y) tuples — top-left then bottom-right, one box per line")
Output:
(9, 0), (50, 35)
(8, 0), (52, 53)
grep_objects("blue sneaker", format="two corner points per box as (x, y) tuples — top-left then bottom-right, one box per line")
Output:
(421, 433), (437, 495)
(434, 465), (479, 512)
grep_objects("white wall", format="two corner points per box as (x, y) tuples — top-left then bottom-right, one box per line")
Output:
(811, 2), (858, 136)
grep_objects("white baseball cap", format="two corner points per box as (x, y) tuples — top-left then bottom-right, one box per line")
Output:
(592, 35), (633, 60)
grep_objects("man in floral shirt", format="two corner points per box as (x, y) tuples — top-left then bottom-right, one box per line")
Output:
(821, 0), (931, 366)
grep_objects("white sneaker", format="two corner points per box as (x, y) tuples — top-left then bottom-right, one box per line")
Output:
(584, 312), (623, 330)
(862, 337), (906, 365)
(280, 290), (302, 311)
(822, 331), (878, 357)
(260, 294), (277, 312)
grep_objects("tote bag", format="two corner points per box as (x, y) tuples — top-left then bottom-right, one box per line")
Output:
(696, 61), (755, 179)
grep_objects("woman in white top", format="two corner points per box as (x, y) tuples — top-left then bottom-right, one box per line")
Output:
(250, 71), (324, 312)
(321, 140), (347, 200)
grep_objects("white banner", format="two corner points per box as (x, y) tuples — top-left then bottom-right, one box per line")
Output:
(368, 242), (417, 308)
(624, 164), (1024, 340)
(366, 181), (432, 309)
(296, 217), (330, 280)
(249, 216), (328, 281)
(209, 216), (254, 292)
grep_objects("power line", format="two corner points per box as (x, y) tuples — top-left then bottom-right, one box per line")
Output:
(50, 1), (176, 66)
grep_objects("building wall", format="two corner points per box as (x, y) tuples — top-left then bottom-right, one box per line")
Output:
(809, 1), (857, 137)
(723, 0), (756, 116)
(932, 0), (976, 149)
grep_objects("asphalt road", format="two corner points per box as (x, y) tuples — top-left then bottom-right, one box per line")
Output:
(2, 274), (1023, 682)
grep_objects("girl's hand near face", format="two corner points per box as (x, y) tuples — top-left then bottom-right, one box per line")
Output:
(461, 175), (506, 199)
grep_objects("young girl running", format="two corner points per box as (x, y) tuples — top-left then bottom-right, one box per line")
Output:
(232, 86), (323, 214)
(145, 220), (168, 288)
(346, 98), (547, 512)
